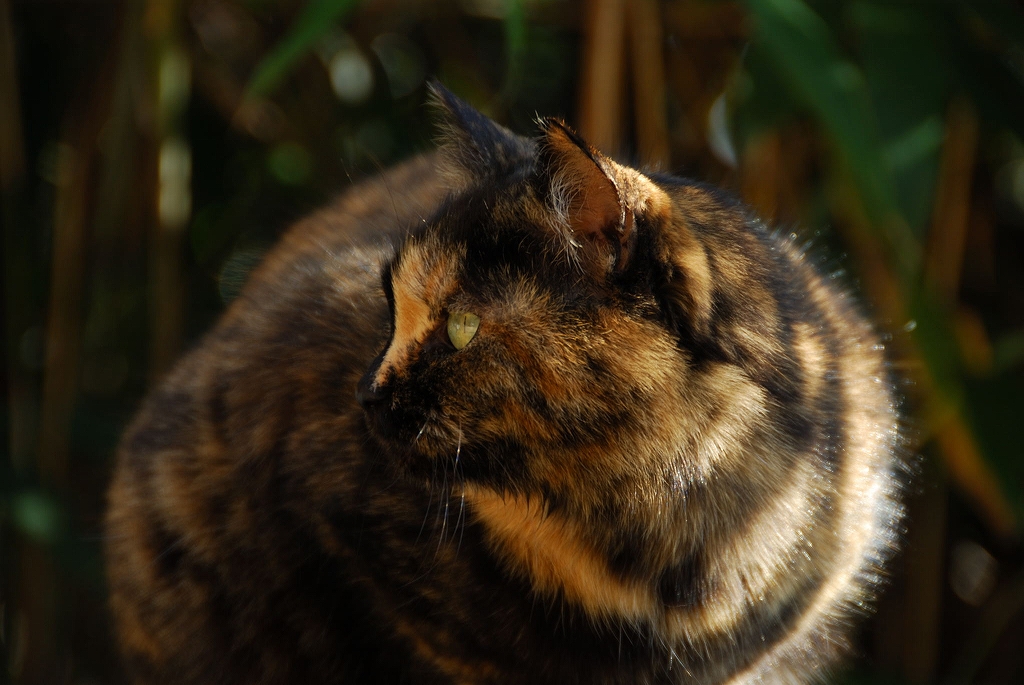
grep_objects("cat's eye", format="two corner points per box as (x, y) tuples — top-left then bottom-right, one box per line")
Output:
(447, 312), (480, 350)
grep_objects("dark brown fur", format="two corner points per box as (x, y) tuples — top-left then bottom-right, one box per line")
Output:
(105, 86), (904, 684)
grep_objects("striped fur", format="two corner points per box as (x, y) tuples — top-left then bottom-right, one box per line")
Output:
(105, 86), (904, 685)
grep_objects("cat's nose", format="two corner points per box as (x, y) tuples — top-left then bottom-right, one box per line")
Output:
(355, 373), (386, 408)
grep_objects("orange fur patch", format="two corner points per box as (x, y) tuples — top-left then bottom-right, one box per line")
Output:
(464, 484), (656, 621)
(374, 242), (462, 387)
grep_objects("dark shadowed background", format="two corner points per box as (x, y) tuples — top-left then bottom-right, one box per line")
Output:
(2, 0), (1024, 683)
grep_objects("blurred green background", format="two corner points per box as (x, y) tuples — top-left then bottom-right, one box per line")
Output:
(2, 0), (1024, 682)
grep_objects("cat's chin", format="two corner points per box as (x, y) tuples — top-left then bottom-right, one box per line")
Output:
(361, 402), (462, 452)
(370, 439), (469, 491)
(361, 404), (428, 446)
(363, 414), (460, 477)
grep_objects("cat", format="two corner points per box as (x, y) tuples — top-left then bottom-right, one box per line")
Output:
(104, 84), (905, 685)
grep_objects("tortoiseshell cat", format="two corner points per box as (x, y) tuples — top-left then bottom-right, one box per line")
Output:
(105, 86), (904, 684)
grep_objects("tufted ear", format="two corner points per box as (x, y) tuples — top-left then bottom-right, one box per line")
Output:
(535, 119), (713, 337)
(428, 82), (535, 186)
(536, 119), (649, 274)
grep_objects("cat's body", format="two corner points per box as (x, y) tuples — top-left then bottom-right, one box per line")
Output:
(105, 88), (904, 685)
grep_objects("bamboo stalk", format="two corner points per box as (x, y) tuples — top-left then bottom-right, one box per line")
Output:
(578, 0), (626, 154)
(0, 2), (42, 681)
(661, 0), (747, 40)
(0, 0), (33, 473)
(627, 0), (670, 169)
(920, 101), (1013, 537)
(740, 131), (782, 223)
(901, 458), (947, 684)
(145, 0), (190, 382)
(21, 4), (125, 679)
(37, 3), (127, 494)
(0, 0), (21, 186)
(38, 135), (91, 492)
(925, 99), (979, 304)
(660, 0), (747, 170)
(38, 35), (121, 489)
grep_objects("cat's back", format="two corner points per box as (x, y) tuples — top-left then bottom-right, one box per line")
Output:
(104, 153), (447, 684)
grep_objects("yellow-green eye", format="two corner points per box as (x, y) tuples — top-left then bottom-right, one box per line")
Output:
(447, 312), (480, 350)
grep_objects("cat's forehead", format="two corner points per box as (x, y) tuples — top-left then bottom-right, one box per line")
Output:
(390, 230), (465, 303)
(387, 182), (580, 313)
(427, 187), (558, 268)
(432, 183), (530, 238)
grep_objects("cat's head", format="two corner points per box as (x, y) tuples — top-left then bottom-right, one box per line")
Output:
(357, 85), (725, 500)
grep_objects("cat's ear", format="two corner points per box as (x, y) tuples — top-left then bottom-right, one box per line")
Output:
(428, 82), (535, 185)
(536, 120), (713, 336)
(536, 119), (671, 275)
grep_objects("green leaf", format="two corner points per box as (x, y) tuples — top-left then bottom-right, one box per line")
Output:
(731, 40), (802, 141)
(743, 0), (921, 281)
(246, 0), (362, 97)
(851, 1), (951, 235)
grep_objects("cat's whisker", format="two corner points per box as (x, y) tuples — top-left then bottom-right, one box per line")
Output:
(455, 486), (467, 555)
(454, 421), (462, 469)
(414, 419), (429, 443)
(437, 470), (451, 553)
(415, 458), (438, 547)
(454, 421), (467, 555)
